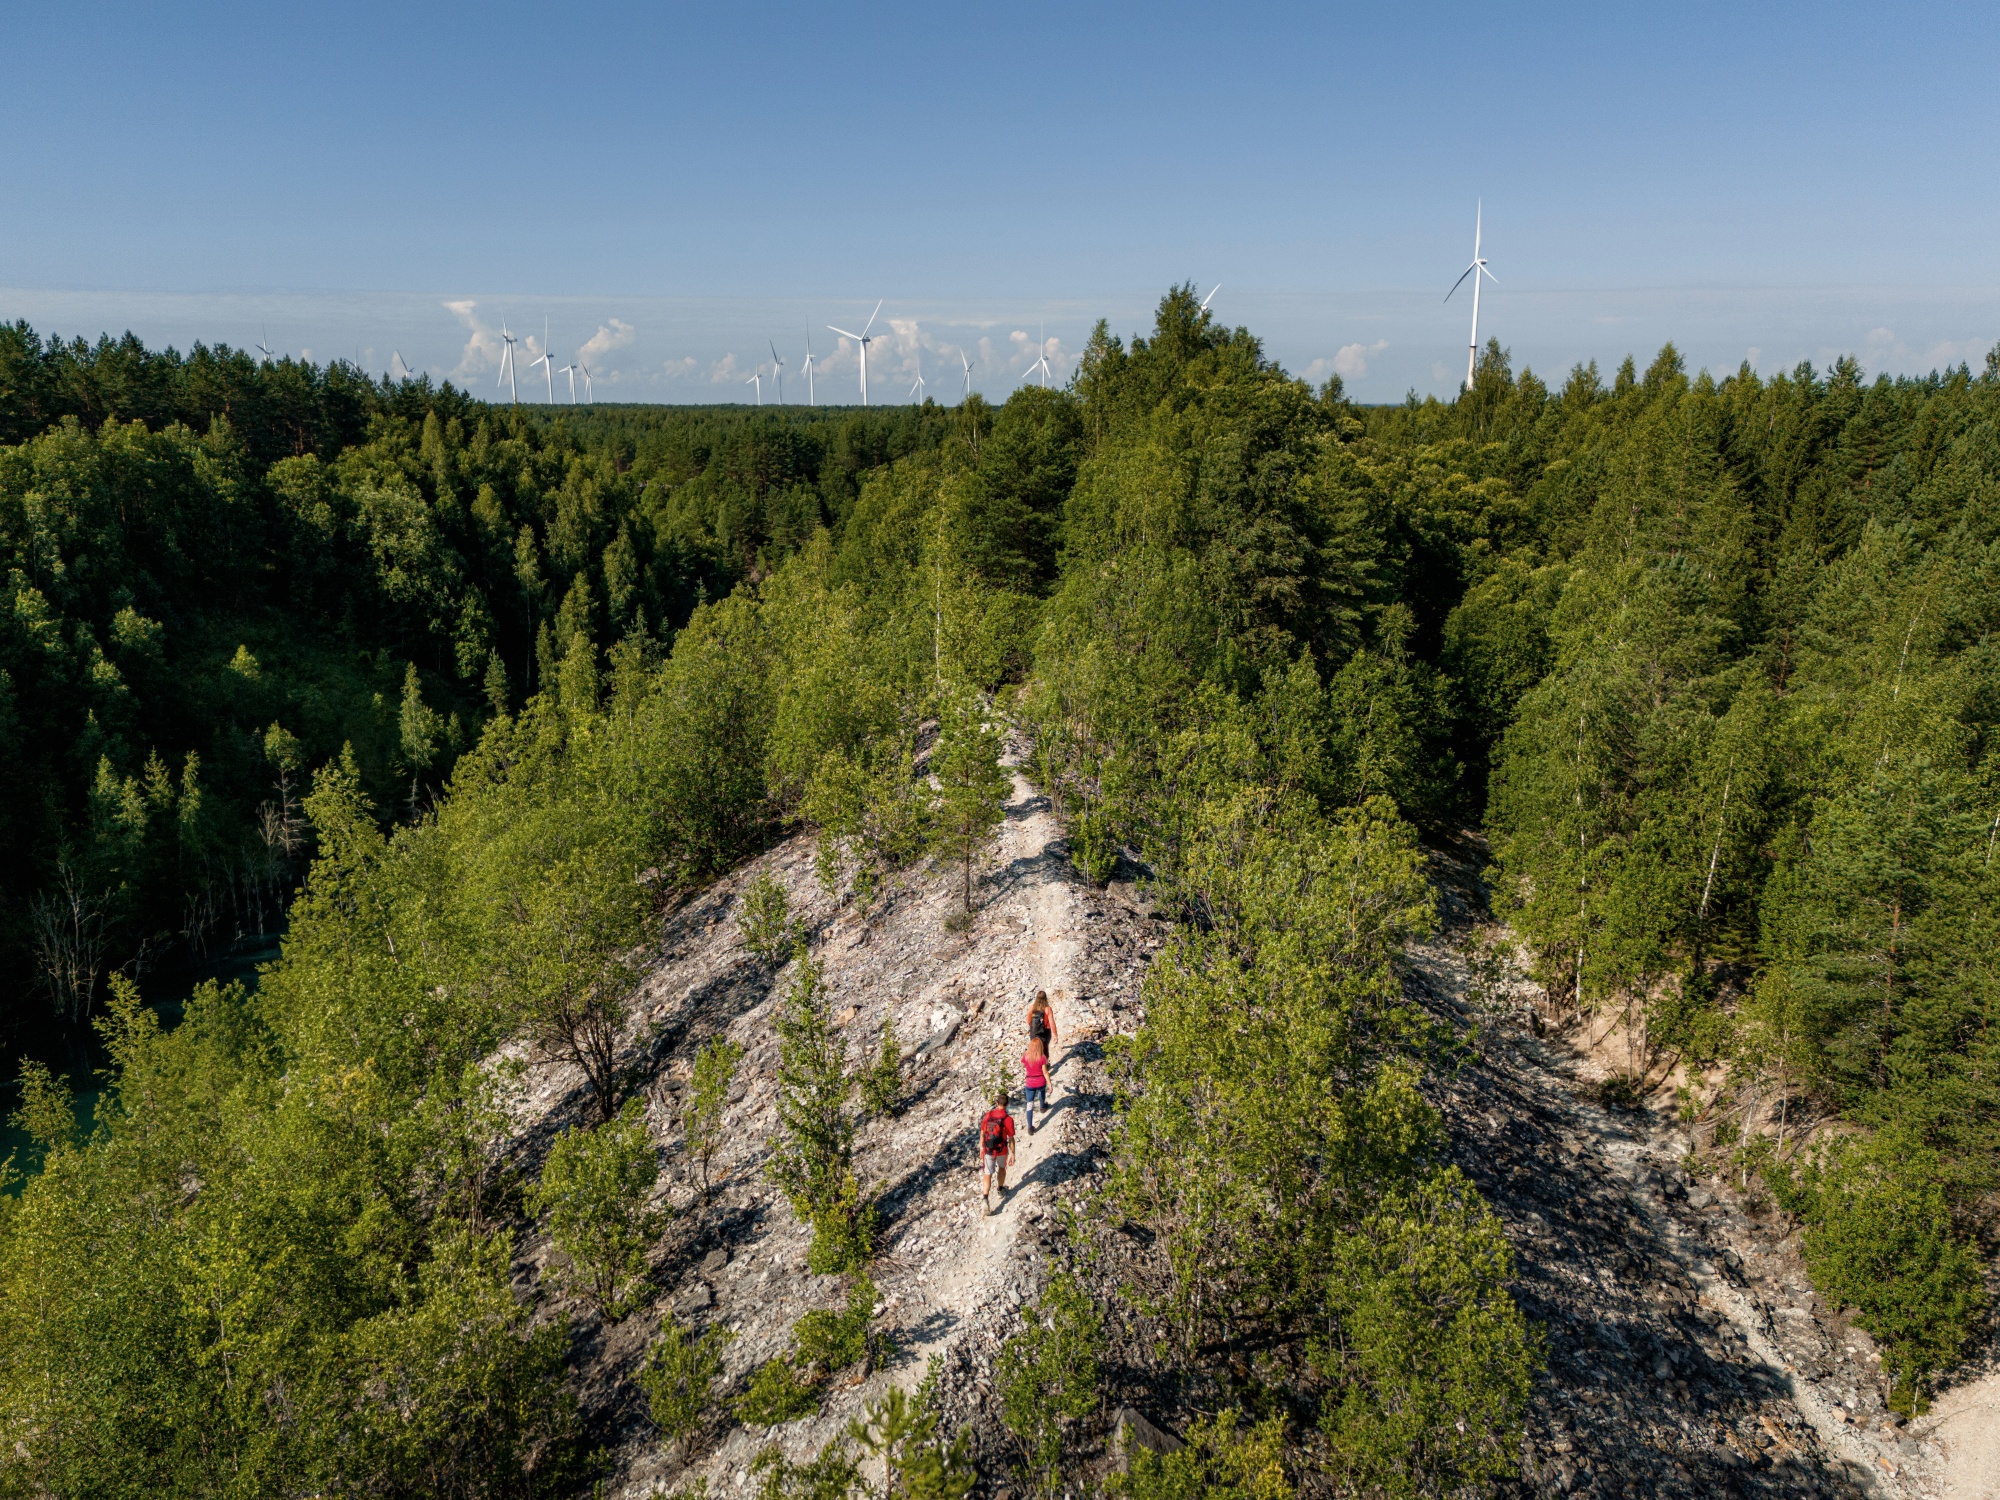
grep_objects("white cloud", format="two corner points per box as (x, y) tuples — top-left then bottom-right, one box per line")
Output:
(661, 356), (698, 381)
(577, 318), (636, 365)
(708, 353), (743, 385)
(1856, 325), (1990, 377)
(1746, 346), (1761, 369)
(445, 299), (503, 380)
(1332, 339), (1389, 379)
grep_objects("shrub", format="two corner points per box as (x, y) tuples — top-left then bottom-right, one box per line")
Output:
(767, 950), (874, 1271)
(750, 1439), (860, 1500)
(639, 1313), (735, 1442)
(1069, 806), (1117, 886)
(735, 1356), (820, 1426)
(740, 872), (797, 961)
(861, 1017), (903, 1118)
(684, 1034), (745, 1201)
(995, 1272), (1103, 1494)
(1108, 1410), (1291, 1500)
(793, 1273), (877, 1379)
(1315, 1168), (1541, 1498)
(847, 1383), (977, 1500)
(525, 1098), (664, 1317)
(1780, 1141), (1986, 1401)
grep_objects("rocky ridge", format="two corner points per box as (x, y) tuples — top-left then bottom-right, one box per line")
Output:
(502, 777), (1990, 1500)
(506, 763), (1155, 1497)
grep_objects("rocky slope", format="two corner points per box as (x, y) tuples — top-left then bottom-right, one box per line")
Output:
(502, 779), (1991, 1500)
(1413, 845), (1992, 1500)
(506, 764), (1156, 1498)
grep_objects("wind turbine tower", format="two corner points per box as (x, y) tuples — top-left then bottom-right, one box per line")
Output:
(498, 322), (520, 403)
(908, 361), (925, 403)
(959, 350), (974, 400)
(578, 362), (593, 402)
(528, 319), (556, 404)
(802, 331), (816, 406)
(827, 300), (882, 406)
(769, 342), (786, 404)
(559, 362), (577, 404)
(1444, 202), (1499, 390)
(746, 371), (762, 405)
(1021, 325), (1053, 389)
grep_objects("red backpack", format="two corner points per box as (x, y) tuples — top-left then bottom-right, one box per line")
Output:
(980, 1107), (1011, 1154)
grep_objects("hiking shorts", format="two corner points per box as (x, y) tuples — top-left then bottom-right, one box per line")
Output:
(981, 1149), (1009, 1172)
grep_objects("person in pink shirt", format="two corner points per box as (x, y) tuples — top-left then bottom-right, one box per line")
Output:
(1022, 1035), (1050, 1133)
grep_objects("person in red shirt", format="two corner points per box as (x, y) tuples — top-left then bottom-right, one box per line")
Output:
(1022, 1036), (1049, 1133)
(979, 1089), (1016, 1212)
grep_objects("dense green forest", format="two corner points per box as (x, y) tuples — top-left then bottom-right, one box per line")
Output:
(0, 295), (1993, 1495)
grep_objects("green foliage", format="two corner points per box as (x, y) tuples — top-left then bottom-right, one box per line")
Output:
(1315, 1169), (1541, 1498)
(803, 1172), (878, 1277)
(861, 1015), (904, 1117)
(735, 1354), (823, 1427)
(639, 1313), (736, 1442)
(1111, 792), (1437, 1352)
(1771, 1140), (1986, 1395)
(8, 1059), (76, 1155)
(995, 1271), (1104, 1495)
(740, 870), (799, 959)
(751, 1439), (862, 1500)
(330, 1226), (582, 1495)
(1069, 805), (1118, 885)
(929, 688), (1011, 913)
(847, 1383), (978, 1500)
(792, 1272), (878, 1378)
(524, 1097), (664, 1318)
(766, 948), (872, 1271)
(1108, 1411), (1292, 1500)
(684, 1034), (745, 1201)
(15, 291), (2000, 1483)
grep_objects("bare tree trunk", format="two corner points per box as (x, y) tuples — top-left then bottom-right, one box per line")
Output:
(29, 864), (112, 1023)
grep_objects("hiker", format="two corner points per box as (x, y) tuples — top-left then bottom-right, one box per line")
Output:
(979, 1089), (1017, 1212)
(1026, 990), (1058, 1060)
(1022, 1034), (1049, 1133)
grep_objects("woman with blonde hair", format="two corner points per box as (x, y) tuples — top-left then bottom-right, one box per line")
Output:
(1025, 989), (1057, 1056)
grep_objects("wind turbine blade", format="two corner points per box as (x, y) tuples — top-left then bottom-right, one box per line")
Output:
(1444, 263), (1477, 302)
(1481, 264), (1499, 285)
(862, 299), (882, 337)
(828, 326), (861, 340)
(1201, 283), (1221, 309)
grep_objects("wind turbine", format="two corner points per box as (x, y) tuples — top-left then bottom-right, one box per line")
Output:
(769, 341), (786, 404)
(391, 351), (415, 381)
(827, 300), (882, 406)
(527, 319), (556, 404)
(908, 361), (925, 403)
(1444, 202), (1499, 389)
(959, 350), (974, 399)
(802, 331), (816, 406)
(559, 362), (577, 404)
(256, 326), (276, 363)
(1201, 283), (1221, 310)
(746, 371), (762, 405)
(1021, 325), (1052, 389)
(498, 322), (520, 403)
(578, 361), (593, 402)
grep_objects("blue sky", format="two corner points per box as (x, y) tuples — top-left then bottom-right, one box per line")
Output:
(5, 1), (1997, 402)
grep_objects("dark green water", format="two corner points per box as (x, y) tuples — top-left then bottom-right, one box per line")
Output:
(1, 927), (285, 1189)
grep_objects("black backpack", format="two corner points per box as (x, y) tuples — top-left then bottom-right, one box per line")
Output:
(981, 1108), (1010, 1154)
(1030, 1008), (1051, 1043)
